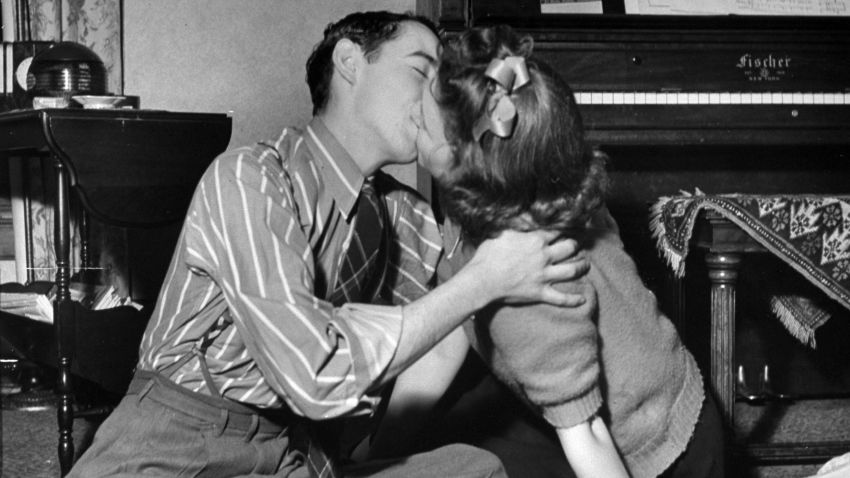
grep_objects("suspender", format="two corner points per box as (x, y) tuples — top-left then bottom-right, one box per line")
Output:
(157, 324), (224, 398)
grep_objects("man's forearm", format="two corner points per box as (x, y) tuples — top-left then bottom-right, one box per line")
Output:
(369, 327), (469, 458)
(381, 263), (488, 381)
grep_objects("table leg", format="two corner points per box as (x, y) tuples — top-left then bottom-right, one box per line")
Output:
(705, 252), (741, 428)
(53, 157), (75, 476)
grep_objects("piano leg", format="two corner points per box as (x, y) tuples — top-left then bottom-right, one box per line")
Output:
(705, 252), (741, 430)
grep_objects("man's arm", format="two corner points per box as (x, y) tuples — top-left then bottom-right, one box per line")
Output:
(557, 415), (630, 478)
(383, 228), (587, 382)
(365, 188), (590, 458)
(376, 184), (589, 385)
(368, 326), (469, 459)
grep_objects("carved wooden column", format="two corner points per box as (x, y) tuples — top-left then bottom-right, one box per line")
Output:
(705, 251), (741, 427)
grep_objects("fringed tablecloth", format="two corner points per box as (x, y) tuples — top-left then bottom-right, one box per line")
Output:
(650, 192), (850, 347)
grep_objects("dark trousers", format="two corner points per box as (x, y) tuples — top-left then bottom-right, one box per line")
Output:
(69, 371), (507, 477)
(660, 391), (725, 478)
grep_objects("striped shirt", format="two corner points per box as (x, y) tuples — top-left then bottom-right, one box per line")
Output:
(137, 118), (442, 419)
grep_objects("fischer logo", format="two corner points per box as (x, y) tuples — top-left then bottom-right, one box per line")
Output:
(735, 53), (792, 82)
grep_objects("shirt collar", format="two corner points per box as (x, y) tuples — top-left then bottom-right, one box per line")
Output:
(304, 117), (365, 220)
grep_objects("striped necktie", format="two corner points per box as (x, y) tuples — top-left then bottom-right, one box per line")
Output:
(306, 178), (390, 478)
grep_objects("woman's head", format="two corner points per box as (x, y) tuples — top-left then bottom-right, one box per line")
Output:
(420, 25), (608, 245)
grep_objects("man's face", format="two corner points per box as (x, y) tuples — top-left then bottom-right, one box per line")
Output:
(416, 76), (454, 180)
(352, 21), (439, 166)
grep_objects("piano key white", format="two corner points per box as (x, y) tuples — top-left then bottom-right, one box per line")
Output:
(574, 92), (850, 105)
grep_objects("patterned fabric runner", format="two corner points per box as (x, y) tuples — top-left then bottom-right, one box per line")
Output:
(650, 192), (850, 347)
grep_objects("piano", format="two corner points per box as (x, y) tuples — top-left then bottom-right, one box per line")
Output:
(428, 0), (850, 469)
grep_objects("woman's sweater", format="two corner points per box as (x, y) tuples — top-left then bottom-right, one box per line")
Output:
(440, 209), (705, 478)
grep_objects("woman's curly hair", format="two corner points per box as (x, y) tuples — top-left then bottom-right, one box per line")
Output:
(434, 25), (609, 246)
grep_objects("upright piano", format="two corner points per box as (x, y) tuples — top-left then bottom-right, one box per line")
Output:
(427, 0), (850, 469)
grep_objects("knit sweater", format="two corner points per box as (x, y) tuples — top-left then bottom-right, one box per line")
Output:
(441, 209), (705, 478)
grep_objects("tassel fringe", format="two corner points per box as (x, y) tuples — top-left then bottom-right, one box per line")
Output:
(770, 297), (819, 349)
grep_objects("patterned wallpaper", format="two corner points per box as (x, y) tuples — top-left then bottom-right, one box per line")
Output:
(29, 0), (122, 94)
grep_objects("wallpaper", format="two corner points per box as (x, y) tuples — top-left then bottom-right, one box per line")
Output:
(29, 0), (122, 94)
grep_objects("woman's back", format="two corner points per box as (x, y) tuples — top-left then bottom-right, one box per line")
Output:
(457, 208), (705, 478)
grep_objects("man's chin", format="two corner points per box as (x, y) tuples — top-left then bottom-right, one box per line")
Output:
(381, 155), (417, 169)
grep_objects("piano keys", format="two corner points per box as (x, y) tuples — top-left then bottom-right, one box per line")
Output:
(574, 91), (850, 105)
(514, 14), (850, 145)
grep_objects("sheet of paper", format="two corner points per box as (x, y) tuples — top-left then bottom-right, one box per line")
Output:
(732, 0), (849, 15)
(541, 0), (604, 14)
(624, 0), (727, 14)
(624, 0), (850, 14)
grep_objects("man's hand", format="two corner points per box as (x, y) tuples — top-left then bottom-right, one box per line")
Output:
(465, 229), (589, 307)
(387, 230), (587, 382)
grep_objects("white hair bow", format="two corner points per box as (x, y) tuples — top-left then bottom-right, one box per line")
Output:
(472, 56), (531, 141)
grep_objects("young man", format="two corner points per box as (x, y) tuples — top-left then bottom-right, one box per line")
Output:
(69, 11), (588, 478)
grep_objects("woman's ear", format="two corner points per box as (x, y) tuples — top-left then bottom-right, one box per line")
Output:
(331, 38), (361, 85)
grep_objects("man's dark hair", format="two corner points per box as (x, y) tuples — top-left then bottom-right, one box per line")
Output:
(306, 11), (439, 115)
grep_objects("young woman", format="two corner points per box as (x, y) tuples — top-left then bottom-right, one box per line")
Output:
(402, 25), (726, 478)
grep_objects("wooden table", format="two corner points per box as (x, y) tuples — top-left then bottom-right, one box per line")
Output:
(0, 108), (231, 475)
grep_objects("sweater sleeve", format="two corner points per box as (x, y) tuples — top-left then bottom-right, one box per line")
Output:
(466, 276), (602, 429)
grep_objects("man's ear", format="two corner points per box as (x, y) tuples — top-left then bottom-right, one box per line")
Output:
(332, 38), (362, 85)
